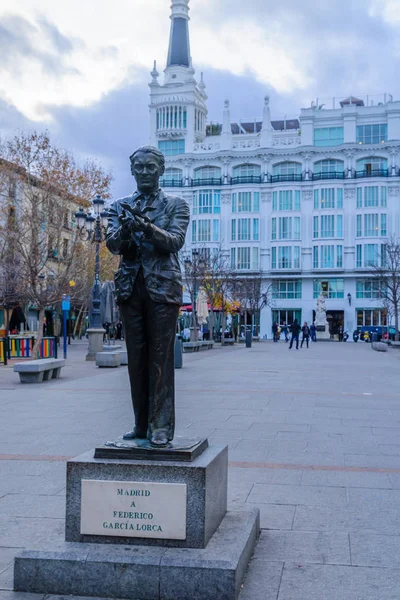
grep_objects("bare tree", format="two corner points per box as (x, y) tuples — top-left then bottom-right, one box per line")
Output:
(370, 237), (400, 341)
(235, 273), (273, 339)
(0, 131), (112, 356)
(201, 247), (237, 343)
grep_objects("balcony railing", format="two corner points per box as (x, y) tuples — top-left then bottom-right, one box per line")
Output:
(270, 174), (302, 183)
(312, 171), (345, 181)
(355, 169), (389, 178)
(159, 179), (184, 187)
(191, 177), (222, 187)
(231, 175), (262, 185)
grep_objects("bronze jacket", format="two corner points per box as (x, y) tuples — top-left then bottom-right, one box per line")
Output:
(106, 190), (190, 305)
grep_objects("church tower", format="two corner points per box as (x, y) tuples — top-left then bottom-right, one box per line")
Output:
(149, 0), (208, 155)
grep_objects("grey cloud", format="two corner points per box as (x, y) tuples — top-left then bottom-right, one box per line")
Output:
(0, 13), (82, 77)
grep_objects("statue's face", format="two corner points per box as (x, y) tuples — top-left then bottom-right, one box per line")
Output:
(131, 152), (162, 194)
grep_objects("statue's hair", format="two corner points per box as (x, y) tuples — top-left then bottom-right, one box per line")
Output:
(129, 146), (165, 175)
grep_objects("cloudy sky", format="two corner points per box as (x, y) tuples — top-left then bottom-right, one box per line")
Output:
(0, 0), (399, 198)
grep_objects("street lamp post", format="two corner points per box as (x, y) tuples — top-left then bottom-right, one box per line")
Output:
(75, 195), (109, 360)
(184, 249), (205, 342)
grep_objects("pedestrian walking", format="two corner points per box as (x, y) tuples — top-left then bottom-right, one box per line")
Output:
(289, 319), (301, 350)
(301, 322), (311, 348)
(272, 322), (279, 342)
(282, 321), (289, 342)
(310, 323), (317, 342)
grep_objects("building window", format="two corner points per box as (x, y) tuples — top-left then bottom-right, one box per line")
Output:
(272, 309), (302, 326)
(193, 190), (220, 215)
(337, 188), (343, 209)
(193, 166), (222, 181)
(232, 192), (259, 213)
(192, 221), (197, 242)
(294, 217), (301, 240)
(357, 309), (387, 327)
(313, 246), (319, 268)
(271, 246), (301, 270)
(381, 213), (387, 236)
(237, 247), (251, 270)
(356, 215), (362, 237)
(253, 218), (259, 241)
(279, 217), (292, 240)
(356, 124), (388, 145)
(162, 168), (183, 185)
(356, 280), (382, 299)
(320, 245), (335, 268)
(197, 219), (211, 242)
(252, 247), (259, 270)
(212, 220), (220, 242)
(356, 157), (388, 175)
(313, 159), (345, 176)
(313, 216), (319, 238)
(271, 217), (276, 240)
(357, 188), (362, 208)
(231, 219), (236, 241)
(381, 186), (387, 207)
(364, 186), (379, 207)
(280, 191), (293, 211)
(238, 192), (252, 212)
(278, 246), (292, 269)
(364, 243), (379, 267)
(364, 213), (379, 237)
(337, 215), (343, 237)
(320, 215), (335, 238)
(272, 280), (302, 299)
(231, 248), (236, 269)
(336, 245), (343, 268)
(233, 164), (261, 178)
(238, 218), (251, 241)
(272, 161), (302, 176)
(314, 127), (344, 147)
(313, 279), (344, 298)
(158, 139), (185, 156)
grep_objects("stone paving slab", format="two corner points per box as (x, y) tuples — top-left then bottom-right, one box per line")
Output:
(277, 563), (400, 600)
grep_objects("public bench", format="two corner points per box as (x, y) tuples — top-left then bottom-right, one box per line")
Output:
(221, 338), (235, 346)
(13, 358), (65, 383)
(183, 342), (201, 353)
(199, 341), (214, 350)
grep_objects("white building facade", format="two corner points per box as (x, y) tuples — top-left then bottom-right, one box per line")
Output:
(148, 0), (400, 338)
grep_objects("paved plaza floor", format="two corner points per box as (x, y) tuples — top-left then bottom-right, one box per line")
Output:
(1, 339), (400, 599)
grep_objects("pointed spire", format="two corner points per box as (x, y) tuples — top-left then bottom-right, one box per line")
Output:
(167, 0), (191, 68)
(261, 95), (273, 148)
(150, 60), (160, 86)
(221, 99), (232, 150)
(222, 99), (230, 134)
(261, 95), (272, 131)
(199, 72), (206, 95)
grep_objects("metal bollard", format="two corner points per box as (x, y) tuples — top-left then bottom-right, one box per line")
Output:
(174, 334), (183, 368)
(245, 330), (252, 348)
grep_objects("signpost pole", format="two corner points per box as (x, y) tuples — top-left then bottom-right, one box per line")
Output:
(61, 295), (71, 359)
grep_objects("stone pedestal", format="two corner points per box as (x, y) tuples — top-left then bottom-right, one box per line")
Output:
(65, 444), (228, 549)
(86, 328), (106, 361)
(14, 441), (260, 600)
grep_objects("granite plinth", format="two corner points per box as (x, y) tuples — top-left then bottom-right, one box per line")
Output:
(95, 437), (208, 461)
(95, 351), (121, 368)
(66, 444), (228, 548)
(14, 508), (259, 600)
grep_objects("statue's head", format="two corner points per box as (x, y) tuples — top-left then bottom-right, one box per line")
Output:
(129, 146), (165, 194)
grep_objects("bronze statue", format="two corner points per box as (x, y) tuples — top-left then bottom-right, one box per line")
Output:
(106, 146), (190, 447)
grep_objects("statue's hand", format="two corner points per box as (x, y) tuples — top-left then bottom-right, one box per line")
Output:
(119, 209), (136, 234)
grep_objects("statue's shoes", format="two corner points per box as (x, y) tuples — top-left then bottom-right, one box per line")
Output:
(149, 431), (169, 447)
(122, 429), (147, 440)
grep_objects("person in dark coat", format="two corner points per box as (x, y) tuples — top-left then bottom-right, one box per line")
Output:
(301, 322), (311, 348)
(310, 323), (317, 342)
(289, 319), (301, 350)
(106, 146), (190, 447)
(272, 321), (278, 342)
